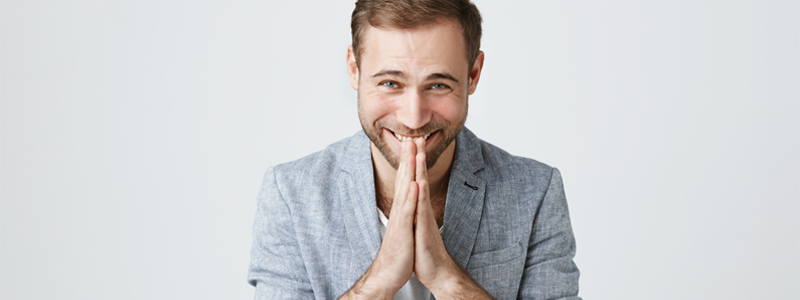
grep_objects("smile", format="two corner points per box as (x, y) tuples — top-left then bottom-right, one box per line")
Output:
(389, 130), (434, 142)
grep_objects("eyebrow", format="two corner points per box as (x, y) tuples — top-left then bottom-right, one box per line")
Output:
(372, 70), (405, 78)
(371, 70), (459, 83)
(426, 73), (459, 83)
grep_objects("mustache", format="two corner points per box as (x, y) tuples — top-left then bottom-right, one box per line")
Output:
(375, 119), (449, 136)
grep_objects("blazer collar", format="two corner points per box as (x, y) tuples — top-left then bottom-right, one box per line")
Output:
(441, 127), (487, 269)
(338, 131), (382, 276)
(450, 127), (486, 174)
(338, 128), (487, 274)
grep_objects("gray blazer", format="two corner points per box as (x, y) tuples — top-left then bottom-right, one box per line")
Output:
(248, 128), (581, 300)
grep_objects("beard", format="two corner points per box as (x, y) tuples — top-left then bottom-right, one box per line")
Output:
(358, 97), (468, 170)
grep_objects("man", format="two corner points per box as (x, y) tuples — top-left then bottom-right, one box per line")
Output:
(247, 0), (581, 299)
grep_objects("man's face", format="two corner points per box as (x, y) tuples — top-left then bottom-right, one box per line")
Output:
(348, 19), (482, 169)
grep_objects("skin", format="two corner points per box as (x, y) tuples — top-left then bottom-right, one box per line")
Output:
(338, 19), (493, 300)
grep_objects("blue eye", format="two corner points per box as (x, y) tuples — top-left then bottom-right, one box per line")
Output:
(432, 83), (447, 89)
(383, 81), (398, 88)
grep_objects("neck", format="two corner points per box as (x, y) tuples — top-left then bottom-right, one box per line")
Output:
(372, 140), (456, 215)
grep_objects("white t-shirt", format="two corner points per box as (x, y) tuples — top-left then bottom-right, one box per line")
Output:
(377, 209), (440, 300)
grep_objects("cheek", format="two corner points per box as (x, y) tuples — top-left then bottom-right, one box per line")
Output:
(359, 90), (397, 115)
(358, 90), (396, 121)
(430, 96), (467, 122)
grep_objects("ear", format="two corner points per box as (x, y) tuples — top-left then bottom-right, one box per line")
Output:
(467, 50), (485, 95)
(346, 45), (359, 90)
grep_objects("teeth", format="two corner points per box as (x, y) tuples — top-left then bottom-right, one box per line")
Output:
(393, 132), (433, 141)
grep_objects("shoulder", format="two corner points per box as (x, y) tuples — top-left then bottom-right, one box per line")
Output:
(267, 131), (366, 195)
(473, 136), (557, 186)
(272, 136), (348, 177)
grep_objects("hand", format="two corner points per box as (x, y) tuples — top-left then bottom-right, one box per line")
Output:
(411, 137), (455, 291)
(412, 138), (495, 299)
(340, 140), (419, 299)
(342, 138), (493, 299)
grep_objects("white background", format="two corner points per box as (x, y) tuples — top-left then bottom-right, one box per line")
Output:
(2, 0), (798, 299)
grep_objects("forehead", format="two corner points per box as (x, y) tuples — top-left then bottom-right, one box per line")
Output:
(360, 19), (469, 75)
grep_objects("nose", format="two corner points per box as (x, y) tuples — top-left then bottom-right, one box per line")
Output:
(397, 89), (431, 130)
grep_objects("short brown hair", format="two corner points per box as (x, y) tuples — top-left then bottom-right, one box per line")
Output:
(351, 0), (483, 69)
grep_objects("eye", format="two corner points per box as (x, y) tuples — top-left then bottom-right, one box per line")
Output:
(431, 83), (448, 90)
(382, 81), (398, 88)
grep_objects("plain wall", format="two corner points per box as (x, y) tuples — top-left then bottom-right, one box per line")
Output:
(2, 0), (798, 299)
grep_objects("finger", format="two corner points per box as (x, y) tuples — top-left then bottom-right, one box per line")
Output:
(401, 141), (417, 190)
(414, 180), (434, 257)
(415, 180), (433, 227)
(390, 141), (417, 222)
(395, 140), (415, 186)
(415, 153), (430, 228)
(389, 150), (408, 217)
(416, 153), (427, 182)
(415, 138), (428, 183)
(403, 140), (416, 183)
(403, 181), (419, 221)
(415, 144), (425, 182)
(392, 142), (414, 204)
(414, 138), (431, 222)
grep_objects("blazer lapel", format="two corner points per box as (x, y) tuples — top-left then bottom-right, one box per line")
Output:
(441, 128), (486, 269)
(338, 131), (382, 276)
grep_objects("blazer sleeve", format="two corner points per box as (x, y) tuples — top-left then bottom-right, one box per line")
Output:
(518, 168), (582, 300)
(247, 167), (315, 299)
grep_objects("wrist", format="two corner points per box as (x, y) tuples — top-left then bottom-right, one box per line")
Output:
(359, 274), (397, 300)
(341, 267), (398, 300)
(424, 259), (461, 296)
(426, 259), (494, 299)
(426, 269), (458, 297)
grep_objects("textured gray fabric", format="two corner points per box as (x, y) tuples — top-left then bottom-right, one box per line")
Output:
(248, 128), (581, 300)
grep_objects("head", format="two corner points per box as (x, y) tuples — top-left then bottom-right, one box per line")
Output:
(347, 0), (485, 170)
(350, 0), (483, 71)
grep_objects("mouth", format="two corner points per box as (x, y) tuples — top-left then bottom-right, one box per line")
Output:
(386, 128), (437, 142)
